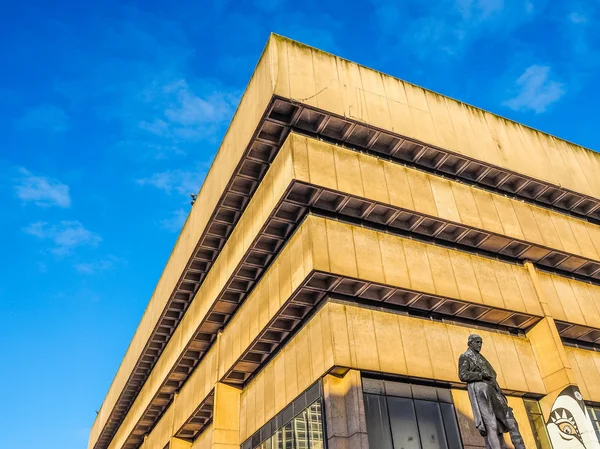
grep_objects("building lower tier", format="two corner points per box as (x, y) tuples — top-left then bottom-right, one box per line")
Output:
(140, 300), (600, 449)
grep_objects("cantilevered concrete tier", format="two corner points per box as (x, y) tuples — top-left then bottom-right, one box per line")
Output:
(90, 34), (600, 449)
(104, 214), (550, 449)
(91, 128), (600, 448)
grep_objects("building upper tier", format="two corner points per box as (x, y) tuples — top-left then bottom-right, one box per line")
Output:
(263, 34), (600, 200)
(89, 34), (600, 449)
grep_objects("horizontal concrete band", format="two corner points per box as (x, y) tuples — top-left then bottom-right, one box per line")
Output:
(107, 131), (600, 449)
(119, 214), (552, 449)
(566, 345), (600, 401)
(94, 34), (600, 449)
(95, 32), (600, 449)
(282, 133), (600, 272)
(266, 34), (600, 202)
(271, 98), (600, 224)
(236, 301), (546, 443)
(537, 270), (600, 334)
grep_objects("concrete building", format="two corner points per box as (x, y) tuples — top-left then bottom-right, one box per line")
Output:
(88, 35), (600, 449)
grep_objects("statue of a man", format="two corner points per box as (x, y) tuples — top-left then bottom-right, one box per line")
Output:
(458, 334), (526, 449)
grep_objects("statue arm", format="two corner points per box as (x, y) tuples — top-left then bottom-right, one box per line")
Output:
(458, 354), (483, 382)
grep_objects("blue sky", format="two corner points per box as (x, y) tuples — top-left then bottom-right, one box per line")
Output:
(1, 1), (599, 448)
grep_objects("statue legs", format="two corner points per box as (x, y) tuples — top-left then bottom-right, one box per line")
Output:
(472, 382), (527, 449)
(480, 404), (506, 449)
(505, 409), (526, 449)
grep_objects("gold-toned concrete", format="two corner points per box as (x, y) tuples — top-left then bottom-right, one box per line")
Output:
(240, 300), (546, 443)
(316, 216), (541, 316)
(103, 130), (302, 449)
(216, 221), (334, 385)
(89, 36), (277, 449)
(110, 343), (218, 449)
(323, 370), (370, 449)
(524, 264), (579, 418)
(93, 34), (600, 449)
(96, 126), (600, 449)
(239, 302), (336, 442)
(329, 302), (545, 394)
(101, 157), (600, 448)
(526, 318), (577, 417)
(170, 438), (192, 449)
(111, 206), (551, 449)
(269, 34), (600, 200)
(287, 132), (600, 264)
(138, 398), (173, 449)
(191, 425), (212, 449)
(565, 346), (600, 402)
(135, 217), (335, 449)
(211, 383), (241, 449)
(452, 389), (538, 449)
(535, 270), (600, 328)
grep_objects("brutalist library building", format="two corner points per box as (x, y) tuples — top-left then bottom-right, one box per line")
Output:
(89, 35), (600, 449)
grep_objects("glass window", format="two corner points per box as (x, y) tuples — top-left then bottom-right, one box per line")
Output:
(307, 401), (324, 449)
(259, 437), (273, 449)
(414, 400), (449, 449)
(363, 380), (463, 449)
(440, 403), (462, 449)
(277, 421), (294, 449)
(388, 397), (420, 449)
(251, 399), (325, 449)
(524, 399), (552, 449)
(294, 410), (309, 449)
(364, 393), (394, 449)
(588, 406), (600, 443)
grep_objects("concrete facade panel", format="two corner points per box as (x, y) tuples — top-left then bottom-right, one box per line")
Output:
(291, 133), (600, 264)
(566, 347), (600, 402)
(93, 35), (600, 449)
(270, 35), (600, 200)
(239, 303), (336, 442)
(328, 303), (544, 391)
(537, 271), (600, 328)
(426, 245), (461, 299)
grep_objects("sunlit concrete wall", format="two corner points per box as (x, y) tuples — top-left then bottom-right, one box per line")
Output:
(91, 34), (600, 449)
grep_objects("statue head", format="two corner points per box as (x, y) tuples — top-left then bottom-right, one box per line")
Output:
(468, 334), (483, 353)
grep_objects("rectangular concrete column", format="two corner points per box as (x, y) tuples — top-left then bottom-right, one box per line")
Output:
(323, 369), (369, 449)
(526, 316), (600, 449)
(525, 262), (578, 416)
(527, 317), (578, 412)
(212, 382), (241, 449)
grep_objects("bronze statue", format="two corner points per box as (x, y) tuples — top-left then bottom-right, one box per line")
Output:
(458, 334), (526, 449)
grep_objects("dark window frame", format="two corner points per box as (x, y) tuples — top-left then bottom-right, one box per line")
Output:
(523, 398), (552, 449)
(242, 380), (326, 449)
(586, 404), (600, 443)
(362, 377), (464, 449)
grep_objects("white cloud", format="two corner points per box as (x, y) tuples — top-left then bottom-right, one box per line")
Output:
(159, 209), (188, 232)
(503, 65), (565, 113)
(372, 0), (536, 60)
(456, 0), (504, 20)
(136, 168), (207, 195)
(14, 168), (71, 208)
(75, 255), (124, 275)
(569, 11), (587, 24)
(24, 221), (101, 256)
(16, 104), (69, 133)
(137, 78), (240, 144)
(48, 5), (240, 160)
